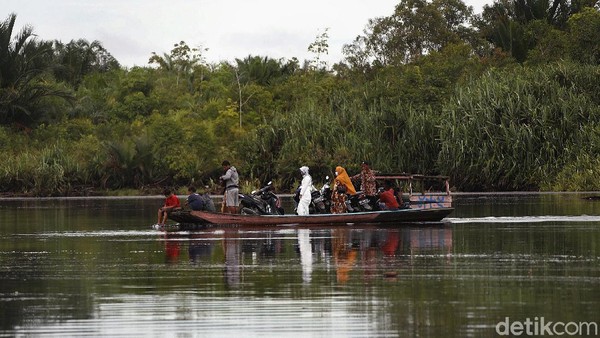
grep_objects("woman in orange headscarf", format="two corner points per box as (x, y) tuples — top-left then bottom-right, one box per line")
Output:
(330, 166), (356, 213)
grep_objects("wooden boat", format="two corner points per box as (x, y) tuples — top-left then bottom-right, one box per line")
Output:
(167, 207), (454, 227)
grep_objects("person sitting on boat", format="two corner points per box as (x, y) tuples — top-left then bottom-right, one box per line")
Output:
(157, 188), (181, 225)
(331, 166), (356, 213)
(200, 189), (216, 212)
(297, 166), (313, 215)
(186, 186), (216, 212)
(186, 186), (203, 211)
(379, 180), (400, 210)
(220, 160), (239, 214)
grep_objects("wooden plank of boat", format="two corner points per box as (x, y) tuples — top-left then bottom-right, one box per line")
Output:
(183, 207), (454, 226)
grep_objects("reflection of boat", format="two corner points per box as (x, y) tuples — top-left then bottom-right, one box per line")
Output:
(166, 207), (453, 228)
(156, 226), (453, 286)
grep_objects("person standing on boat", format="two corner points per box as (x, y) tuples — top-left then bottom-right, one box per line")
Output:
(297, 166), (313, 215)
(157, 188), (181, 225)
(352, 161), (377, 204)
(331, 166), (356, 213)
(220, 160), (239, 214)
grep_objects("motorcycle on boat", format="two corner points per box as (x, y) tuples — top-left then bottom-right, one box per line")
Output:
(346, 190), (378, 212)
(239, 181), (284, 215)
(293, 176), (332, 214)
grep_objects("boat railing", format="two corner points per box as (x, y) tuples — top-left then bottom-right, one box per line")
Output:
(374, 173), (452, 208)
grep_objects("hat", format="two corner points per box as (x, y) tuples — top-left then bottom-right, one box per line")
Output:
(299, 166), (309, 175)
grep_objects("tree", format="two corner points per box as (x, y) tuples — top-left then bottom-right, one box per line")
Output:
(475, 1), (530, 62)
(232, 55), (296, 127)
(475, 0), (598, 63)
(524, 20), (568, 64)
(52, 39), (120, 88)
(308, 28), (330, 71)
(235, 55), (293, 86)
(0, 13), (72, 127)
(149, 41), (207, 91)
(512, 0), (598, 28)
(567, 7), (600, 64)
(342, 0), (476, 67)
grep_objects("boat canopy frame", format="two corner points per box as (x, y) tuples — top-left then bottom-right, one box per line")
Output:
(373, 173), (451, 196)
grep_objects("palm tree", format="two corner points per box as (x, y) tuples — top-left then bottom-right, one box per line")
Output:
(52, 39), (120, 88)
(0, 13), (72, 127)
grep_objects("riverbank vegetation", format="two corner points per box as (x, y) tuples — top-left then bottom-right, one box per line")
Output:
(1, 0), (600, 196)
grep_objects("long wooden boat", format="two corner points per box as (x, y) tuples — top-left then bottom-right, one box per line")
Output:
(168, 207), (453, 227)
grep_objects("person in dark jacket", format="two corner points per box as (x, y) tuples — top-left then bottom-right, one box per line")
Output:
(186, 186), (204, 211)
(186, 186), (216, 212)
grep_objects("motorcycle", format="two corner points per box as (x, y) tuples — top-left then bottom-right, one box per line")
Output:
(293, 176), (332, 214)
(345, 190), (381, 212)
(311, 176), (332, 214)
(239, 181), (284, 215)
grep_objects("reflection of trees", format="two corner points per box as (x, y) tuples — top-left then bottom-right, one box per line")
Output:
(0, 238), (101, 331)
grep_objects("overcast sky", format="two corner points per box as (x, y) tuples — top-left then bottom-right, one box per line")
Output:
(5, 0), (489, 68)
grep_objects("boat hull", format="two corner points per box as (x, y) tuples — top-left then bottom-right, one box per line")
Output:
(168, 207), (454, 227)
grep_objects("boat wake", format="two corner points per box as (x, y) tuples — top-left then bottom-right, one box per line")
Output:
(446, 215), (600, 224)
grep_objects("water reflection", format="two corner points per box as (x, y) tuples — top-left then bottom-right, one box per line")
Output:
(223, 230), (242, 288)
(298, 229), (312, 284)
(158, 225), (453, 286)
(3, 195), (599, 337)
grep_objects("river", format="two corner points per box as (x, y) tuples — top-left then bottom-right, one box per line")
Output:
(0, 193), (599, 337)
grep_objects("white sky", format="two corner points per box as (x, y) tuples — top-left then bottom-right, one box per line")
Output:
(5, 0), (490, 68)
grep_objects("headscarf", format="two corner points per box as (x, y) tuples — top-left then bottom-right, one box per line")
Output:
(299, 166), (312, 200)
(299, 166), (309, 176)
(335, 166), (356, 195)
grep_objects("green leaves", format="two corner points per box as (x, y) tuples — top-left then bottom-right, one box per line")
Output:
(0, 13), (72, 127)
(343, 0), (476, 67)
(438, 62), (600, 191)
(567, 7), (600, 64)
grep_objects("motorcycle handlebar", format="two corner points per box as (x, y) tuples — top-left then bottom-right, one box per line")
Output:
(253, 183), (274, 195)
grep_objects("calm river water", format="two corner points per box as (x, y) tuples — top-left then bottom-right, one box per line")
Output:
(0, 194), (599, 337)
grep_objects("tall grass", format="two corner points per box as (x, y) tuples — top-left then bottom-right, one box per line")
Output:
(0, 145), (78, 196)
(438, 62), (600, 191)
(239, 96), (442, 189)
(242, 61), (600, 192)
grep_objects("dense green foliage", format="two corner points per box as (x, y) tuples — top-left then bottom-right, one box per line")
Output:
(439, 62), (600, 190)
(1, 2), (600, 196)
